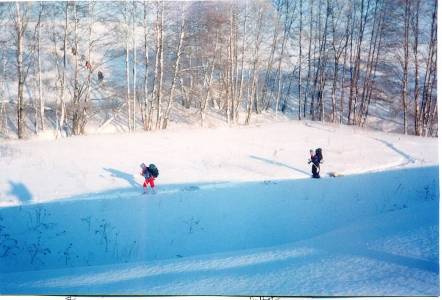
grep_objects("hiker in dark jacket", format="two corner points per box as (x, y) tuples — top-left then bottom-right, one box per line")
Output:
(308, 148), (322, 178)
(140, 163), (158, 193)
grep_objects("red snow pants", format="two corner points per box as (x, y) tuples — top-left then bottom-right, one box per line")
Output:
(143, 177), (155, 188)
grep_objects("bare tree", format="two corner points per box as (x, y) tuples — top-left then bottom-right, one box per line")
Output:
(57, 1), (69, 137)
(228, 2), (238, 124)
(80, 0), (95, 134)
(151, 0), (165, 130)
(0, 0), (437, 138)
(420, 0), (437, 136)
(13, 2), (29, 139)
(297, 0), (303, 119)
(141, 0), (150, 130)
(125, 1), (131, 132)
(411, 0), (420, 135)
(36, 2), (44, 132)
(132, 0), (136, 131)
(235, 1), (247, 122)
(163, 3), (186, 129)
(200, 32), (218, 127)
(348, 0), (369, 125)
(0, 45), (7, 135)
(259, 0), (282, 112)
(71, 2), (81, 135)
(245, 2), (264, 125)
(400, 0), (411, 135)
(330, 0), (349, 123)
(304, 0), (313, 118)
(358, 0), (385, 126)
(274, 0), (295, 116)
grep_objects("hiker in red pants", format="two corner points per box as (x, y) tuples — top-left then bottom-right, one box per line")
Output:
(140, 163), (159, 194)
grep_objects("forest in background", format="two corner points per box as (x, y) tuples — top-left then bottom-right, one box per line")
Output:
(0, 0), (437, 139)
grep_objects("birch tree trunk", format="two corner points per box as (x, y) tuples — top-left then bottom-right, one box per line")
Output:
(155, 0), (164, 129)
(298, 0), (303, 120)
(401, 0), (411, 135)
(200, 36), (218, 127)
(142, 0), (149, 130)
(37, 2), (44, 131)
(51, 14), (59, 136)
(361, 9), (385, 127)
(304, 0), (313, 118)
(132, 0), (136, 131)
(318, 0), (330, 122)
(148, 1), (162, 130)
(0, 55), (6, 135)
(259, 0), (281, 112)
(227, 3), (237, 124)
(245, 5), (264, 125)
(421, 0), (437, 136)
(236, 1), (247, 122)
(330, 1), (349, 123)
(275, 0), (295, 117)
(309, 0), (319, 119)
(348, 0), (368, 125)
(225, 45), (231, 124)
(163, 3), (186, 129)
(125, 1), (131, 132)
(57, 1), (68, 137)
(72, 2), (81, 135)
(81, 1), (94, 134)
(15, 2), (25, 139)
(411, 0), (420, 135)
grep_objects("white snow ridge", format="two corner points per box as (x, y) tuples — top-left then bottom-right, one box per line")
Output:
(0, 121), (439, 296)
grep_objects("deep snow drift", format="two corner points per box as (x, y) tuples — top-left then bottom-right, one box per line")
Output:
(0, 121), (439, 296)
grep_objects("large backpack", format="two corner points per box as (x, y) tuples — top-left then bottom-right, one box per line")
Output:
(148, 164), (159, 178)
(315, 148), (323, 162)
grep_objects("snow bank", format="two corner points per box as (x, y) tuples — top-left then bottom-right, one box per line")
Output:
(0, 121), (438, 295)
(0, 165), (438, 295)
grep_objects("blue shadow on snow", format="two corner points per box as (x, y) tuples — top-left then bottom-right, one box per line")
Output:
(0, 165), (438, 296)
(7, 180), (32, 203)
(103, 167), (140, 188)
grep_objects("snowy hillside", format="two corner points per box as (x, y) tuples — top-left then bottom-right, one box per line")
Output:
(0, 120), (439, 296)
(1, 0), (438, 142)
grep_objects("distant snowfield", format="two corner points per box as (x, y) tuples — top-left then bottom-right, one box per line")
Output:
(0, 120), (439, 296)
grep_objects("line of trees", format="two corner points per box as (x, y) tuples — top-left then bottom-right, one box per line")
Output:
(0, 0), (437, 139)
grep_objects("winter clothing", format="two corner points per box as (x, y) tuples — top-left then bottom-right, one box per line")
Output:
(141, 165), (151, 179)
(311, 155), (321, 178)
(143, 177), (155, 188)
(140, 163), (156, 191)
(309, 149), (322, 178)
(315, 148), (323, 161)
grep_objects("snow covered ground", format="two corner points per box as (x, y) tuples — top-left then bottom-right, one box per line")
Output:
(0, 120), (439, 296)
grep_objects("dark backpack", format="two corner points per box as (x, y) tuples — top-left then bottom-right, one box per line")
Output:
(315, 148), (323, 162)
(148, 164), (159, 178)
